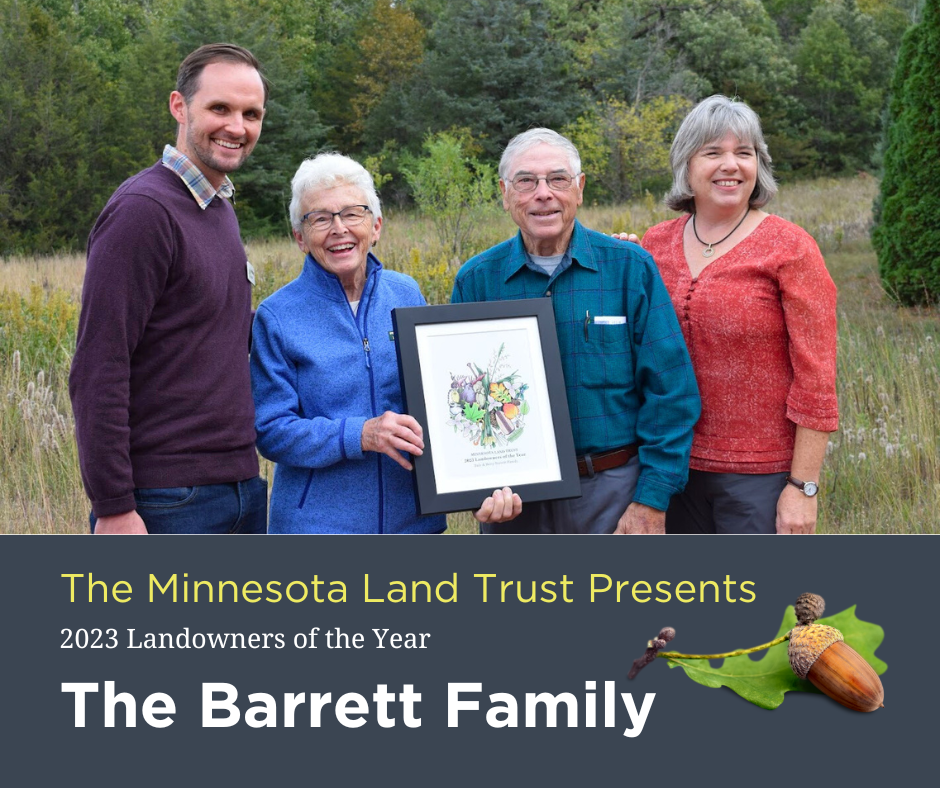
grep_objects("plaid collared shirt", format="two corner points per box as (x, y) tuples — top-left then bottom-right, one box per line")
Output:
(452, 220), (700, 511)
(161, 145), (235, 210)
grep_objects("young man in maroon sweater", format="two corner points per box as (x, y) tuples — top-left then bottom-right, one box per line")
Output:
(69, 44), (270, 534)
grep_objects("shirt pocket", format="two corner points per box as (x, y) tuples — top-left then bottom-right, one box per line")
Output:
(578, 322), (633, 390)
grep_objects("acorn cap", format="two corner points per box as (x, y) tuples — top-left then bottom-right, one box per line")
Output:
(794, 593), (826, 625)
(788, 623), (844, 679)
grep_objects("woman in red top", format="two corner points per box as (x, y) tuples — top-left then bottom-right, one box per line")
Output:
(641, 95), (838, 534)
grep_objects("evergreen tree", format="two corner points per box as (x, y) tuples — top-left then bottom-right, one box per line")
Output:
(793, 0), (891, 172)
(365, 0), (583, 161)
(871, 1), (940, 305)
(590, 0), (707, 105)
(764, 0), (819, 41)
(0, 0), (114, 253)
(857, 1), (925, 51)
(171, 0), (333, 236)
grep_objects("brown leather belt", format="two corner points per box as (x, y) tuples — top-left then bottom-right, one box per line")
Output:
(576, 444), (639, 477)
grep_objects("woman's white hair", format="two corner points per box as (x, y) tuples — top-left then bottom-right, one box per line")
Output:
(665, 95), (778, 213)
(289, 152), (382, 232)
(498, 128), (581, 181)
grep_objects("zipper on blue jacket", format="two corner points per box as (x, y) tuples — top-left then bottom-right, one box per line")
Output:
(358, 267), (384, 534)
(309, 255), (388, 533)
(297, 469), (314, 509)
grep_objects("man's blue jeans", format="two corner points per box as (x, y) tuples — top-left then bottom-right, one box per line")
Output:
(90, 477), (268, 534)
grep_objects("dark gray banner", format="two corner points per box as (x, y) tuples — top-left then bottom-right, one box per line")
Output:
(1, 536), (930, 785)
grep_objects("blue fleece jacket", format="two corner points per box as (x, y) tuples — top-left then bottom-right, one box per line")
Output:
(250, 254), (446, 534)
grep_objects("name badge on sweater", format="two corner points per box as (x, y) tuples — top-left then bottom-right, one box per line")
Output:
(246, 260), (256, 286)
(593, 315), (626, 325)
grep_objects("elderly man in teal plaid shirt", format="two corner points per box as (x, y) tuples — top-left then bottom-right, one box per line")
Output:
(452, 128), (700, 534)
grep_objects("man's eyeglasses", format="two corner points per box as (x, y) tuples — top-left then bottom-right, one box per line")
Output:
(302, 205), (372, 231)
(509, 173), (580, 193)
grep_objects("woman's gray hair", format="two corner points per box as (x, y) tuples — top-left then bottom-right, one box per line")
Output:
(499, 128), (581, 181)
(289, 153), (382, 232)
(665, 95), (777, 213)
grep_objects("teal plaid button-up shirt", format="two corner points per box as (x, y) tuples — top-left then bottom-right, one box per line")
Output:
(451, 220), (700, 511)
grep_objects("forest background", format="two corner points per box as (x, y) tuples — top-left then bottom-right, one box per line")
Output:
(0, 0), (925, 250)
(1, 0), (937, 533)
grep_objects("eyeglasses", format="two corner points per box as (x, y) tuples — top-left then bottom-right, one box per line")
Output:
(302, 205), (372, 231)
(509, 173), (580, 193)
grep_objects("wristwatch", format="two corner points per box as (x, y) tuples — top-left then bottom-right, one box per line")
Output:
(786, 475), (818, 497)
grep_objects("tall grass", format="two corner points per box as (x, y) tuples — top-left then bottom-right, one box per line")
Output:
(823, 246), (940, 532)
(1, 352), (86, 530)
(1, 175), (936, 533)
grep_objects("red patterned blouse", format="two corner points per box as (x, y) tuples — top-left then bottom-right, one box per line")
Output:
(642, 213), (838, 473)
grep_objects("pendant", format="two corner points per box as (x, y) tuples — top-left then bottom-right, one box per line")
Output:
(702, 245), (715, 258)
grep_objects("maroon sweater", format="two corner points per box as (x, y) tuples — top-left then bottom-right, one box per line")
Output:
(69, 163), (259, 517)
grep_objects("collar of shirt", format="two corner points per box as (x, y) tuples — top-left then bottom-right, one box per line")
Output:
(161, 145), (235, 210)
(504, 220), (600, 283)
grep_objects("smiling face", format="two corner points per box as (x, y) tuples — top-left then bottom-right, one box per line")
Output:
(170, 61), (266, 189)
(500, 143), (584, 256)
(293, 183), (383, 301)
(687, 131), (757, 215)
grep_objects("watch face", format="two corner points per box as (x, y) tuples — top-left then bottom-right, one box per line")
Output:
(803, 481), (819, 496)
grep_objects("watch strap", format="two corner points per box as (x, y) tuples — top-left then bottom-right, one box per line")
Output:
(786, 475), (818, 496)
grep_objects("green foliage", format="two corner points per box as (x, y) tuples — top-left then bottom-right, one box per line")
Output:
(0, 1), (184, 255)
(366, 0), (584, 161)
(542, 0), (611, 87)
(590, 1), (706, 105)
(793, 1), (892, 172)
(857, 0), (925, 50)
(383, 247), (457, 304)
(587, 1), (809, 173)
(677, 0), (797, 131)
(314, 0), (428, 153)
(463, 402), (486, 423)
(668, 604), (886, 710)
(872, 2), (940, 304)
(0, 1), (110, 253)
(764, 0), (820, 40)
(393, 247), (454, 307)
(108, 24), (181, 165)
(402, 131), (499, 259)
(0, 286), (78, 373)
(350, 1), (427, 142)
(170, 0), (331, 237)
(362, 150), (395, 192)
(565, 95), (691, 202)
(0, 0), (924, 254)
(34, 0), (166, 77)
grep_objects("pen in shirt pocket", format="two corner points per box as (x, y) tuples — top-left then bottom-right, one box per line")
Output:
(584, 310), (627, 340)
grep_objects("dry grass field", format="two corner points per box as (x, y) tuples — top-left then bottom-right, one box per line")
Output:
(2, 174), (937, 533)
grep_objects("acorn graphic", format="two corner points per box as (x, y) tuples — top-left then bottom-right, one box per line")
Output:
(787, 593), (884, 712)
(628, 592), (885, 713)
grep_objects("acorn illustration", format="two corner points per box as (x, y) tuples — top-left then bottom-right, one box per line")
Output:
(787, 594), (884, 712)
(628, 592), (885, 713)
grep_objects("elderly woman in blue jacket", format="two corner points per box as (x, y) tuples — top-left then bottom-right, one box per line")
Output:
(251, 154), (518, 533)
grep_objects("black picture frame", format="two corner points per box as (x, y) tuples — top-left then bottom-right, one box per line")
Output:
(392, 298), (580, 515)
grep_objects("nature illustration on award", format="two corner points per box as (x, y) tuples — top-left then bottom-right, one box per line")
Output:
(445, 343), (529, 448)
